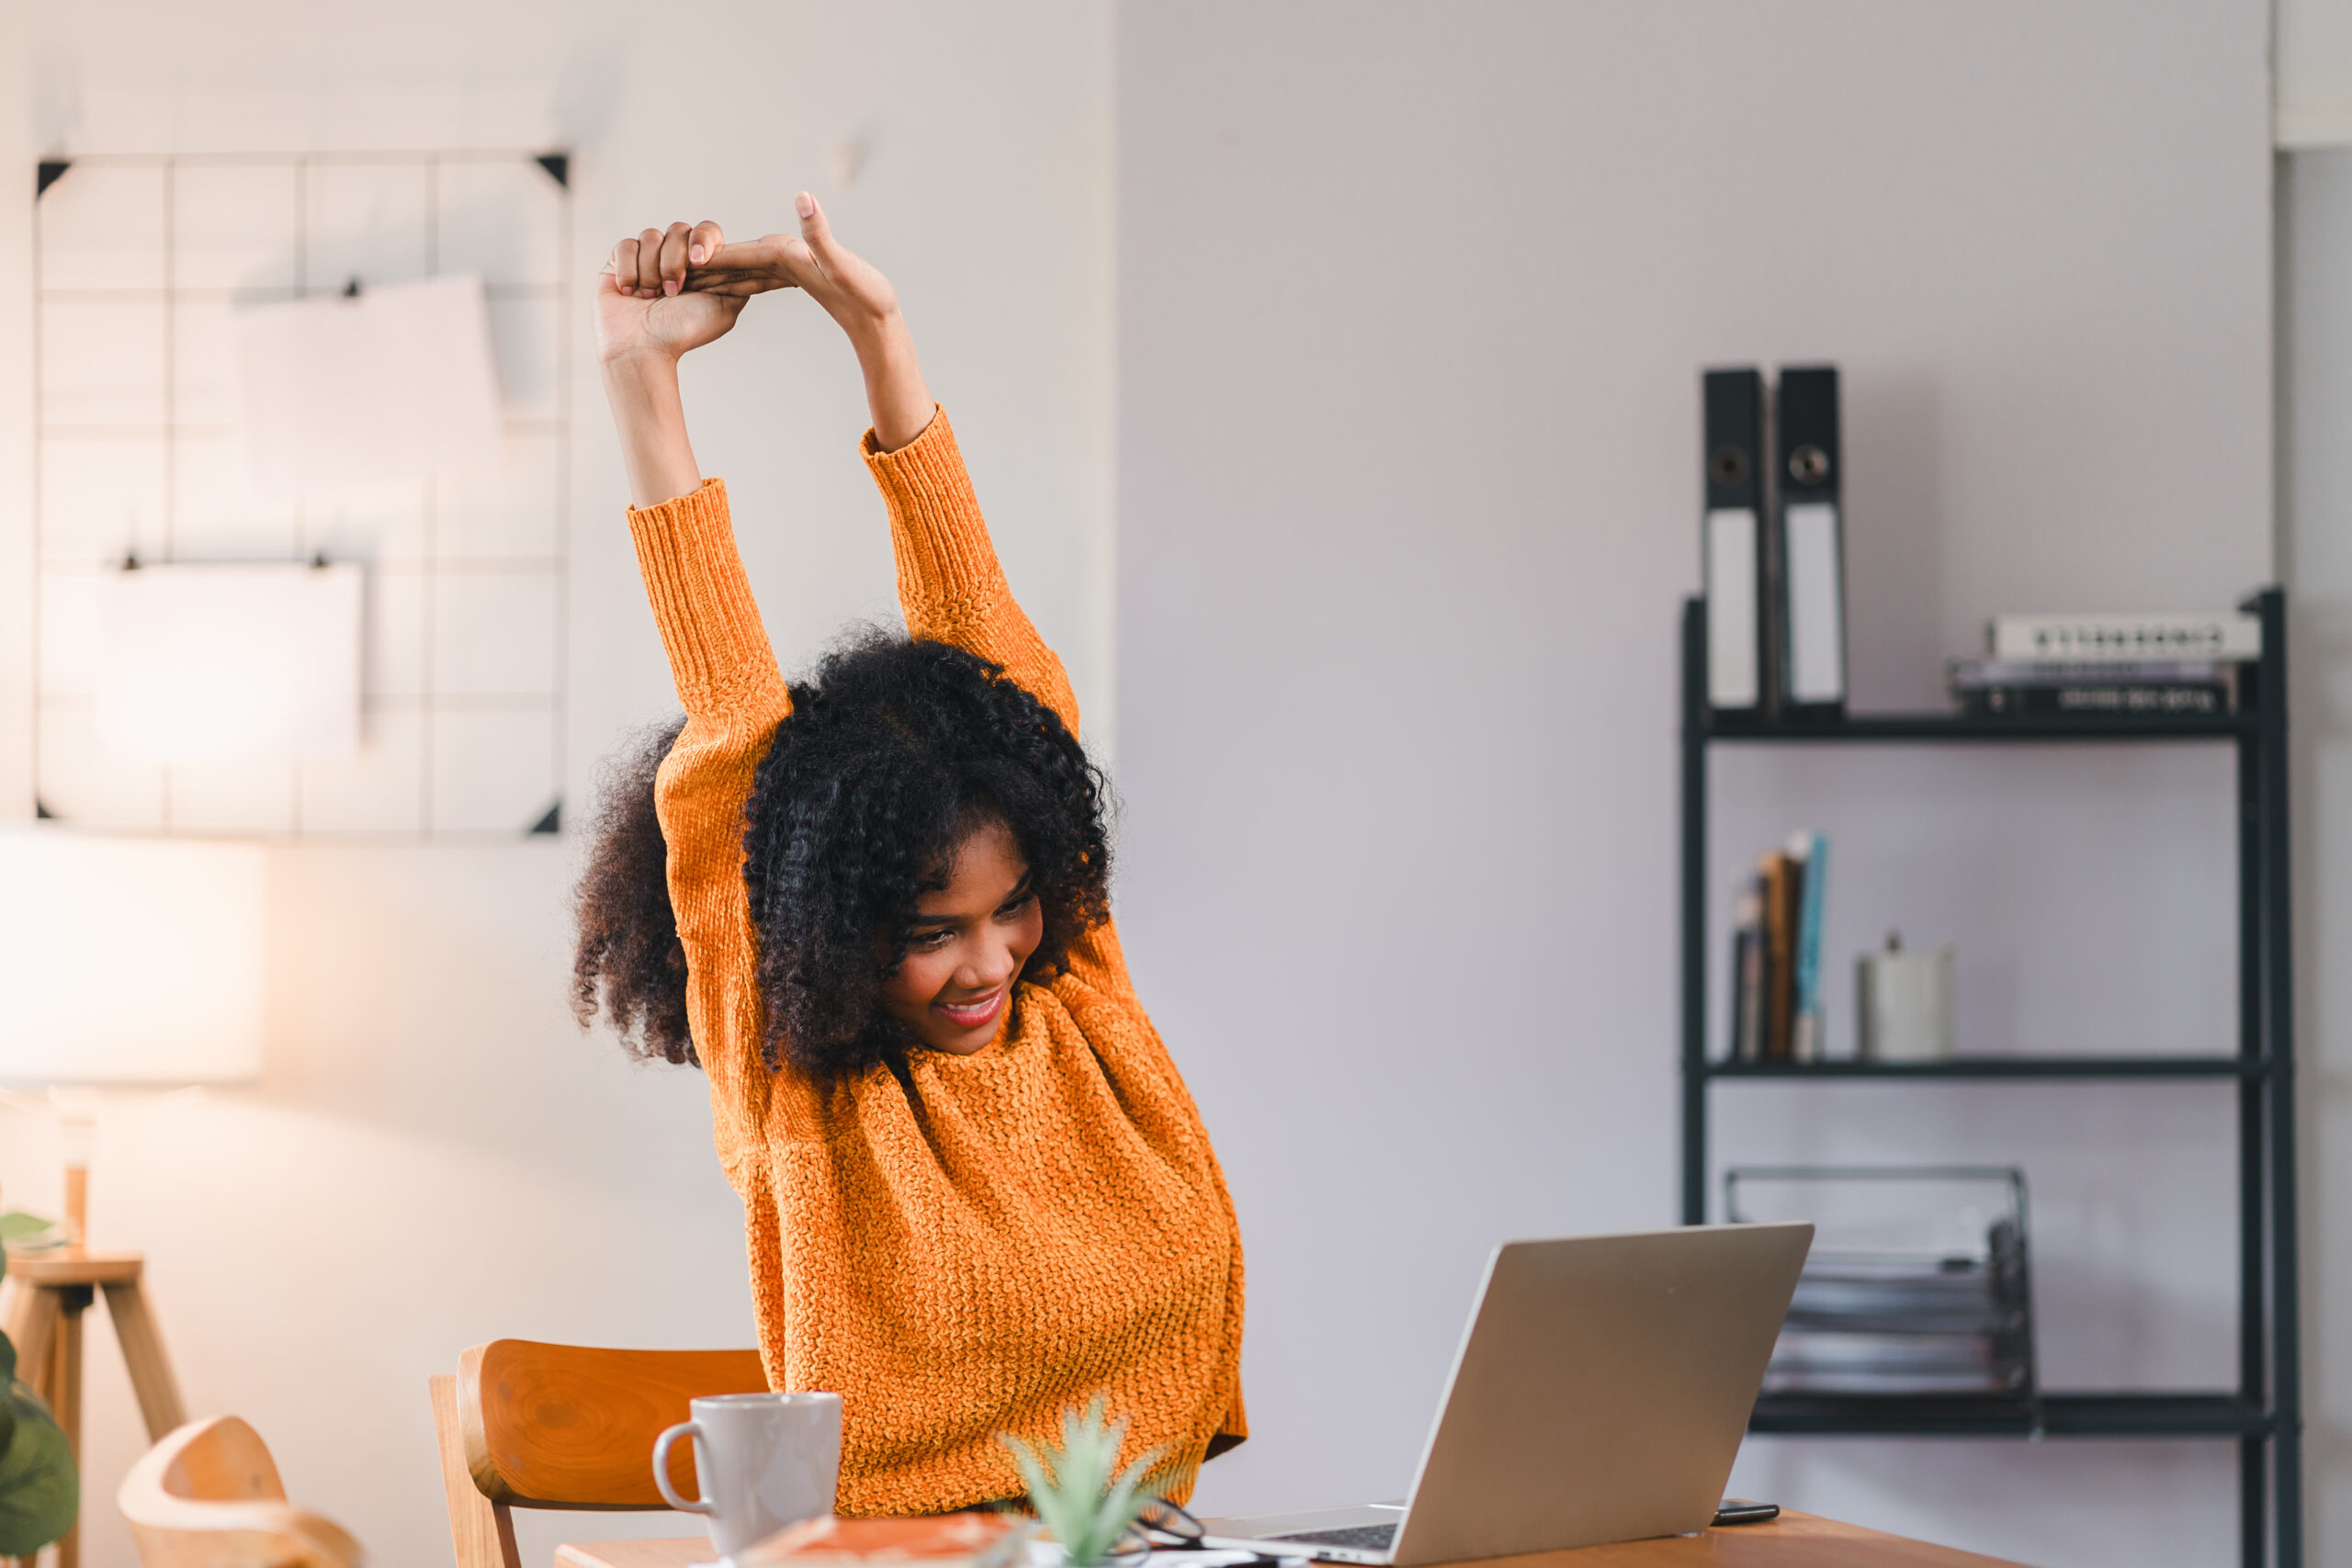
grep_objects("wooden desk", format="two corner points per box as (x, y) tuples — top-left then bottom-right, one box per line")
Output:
(554, 1515), (2027, 1568)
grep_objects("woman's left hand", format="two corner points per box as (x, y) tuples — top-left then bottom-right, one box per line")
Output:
(683, 192), (935, 451)
(683, 193), (902, 342)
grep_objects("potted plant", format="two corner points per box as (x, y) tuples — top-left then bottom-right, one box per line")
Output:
(1000, 1399), (1157, 1568)
(0, 1230), (79, 1557)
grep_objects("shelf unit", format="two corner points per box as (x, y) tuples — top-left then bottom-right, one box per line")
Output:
(1678, 588), (2301, 1568)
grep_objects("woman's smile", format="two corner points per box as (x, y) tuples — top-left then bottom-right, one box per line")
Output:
(934, 987), (1005, 1031)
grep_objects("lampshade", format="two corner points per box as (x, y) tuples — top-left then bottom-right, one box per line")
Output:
(0, 827), (267, 1085)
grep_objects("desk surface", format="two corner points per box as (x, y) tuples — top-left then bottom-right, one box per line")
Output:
(554, 1515), (2027, 1568)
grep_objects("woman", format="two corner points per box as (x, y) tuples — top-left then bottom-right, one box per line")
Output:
(573, 196), (1245, 1517)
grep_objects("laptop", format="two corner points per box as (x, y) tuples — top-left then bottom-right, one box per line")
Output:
(1198, 1223), (1813, 1564)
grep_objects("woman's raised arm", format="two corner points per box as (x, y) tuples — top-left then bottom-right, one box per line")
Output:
(684, 197), (1081, 734)
(596, 220), (747, 505)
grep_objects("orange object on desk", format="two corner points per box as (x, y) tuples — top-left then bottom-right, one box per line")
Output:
(554, 1513), (2028, 1568)
(740, 1514), (1029, 1568)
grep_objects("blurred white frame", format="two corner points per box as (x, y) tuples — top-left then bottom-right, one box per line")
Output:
(92, 562), (363, 765)
(231, 273), (503, 500)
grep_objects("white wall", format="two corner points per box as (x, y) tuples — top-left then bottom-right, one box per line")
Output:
(2281, 143), (2352, 1568)
(1114, 4), (2274, 1565)
(2279, 0), (2352, 148)
(0, 5), (1111, 1567)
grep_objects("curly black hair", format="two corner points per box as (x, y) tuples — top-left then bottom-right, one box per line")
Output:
(572, 628), (1113, 1080)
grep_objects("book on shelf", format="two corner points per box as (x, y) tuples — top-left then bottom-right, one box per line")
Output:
(1949, 657), (2230, 688)
(1962, 683), (2232, 716)
(1729, 831), (1827, 1063)
(1760, 852), (1795, 1061)
(1985, 610), (2260, 663)
(1948, 655), (2241, 716)
(1788, 829), (1827, 1062)
(1730, 880), (1765, 1062)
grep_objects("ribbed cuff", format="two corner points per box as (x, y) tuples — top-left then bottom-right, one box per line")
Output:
(861, 407), (1007, 603)
(627, 477), (782, 716)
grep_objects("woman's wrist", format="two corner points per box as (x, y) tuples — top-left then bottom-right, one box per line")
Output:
(849, 311), (935, 452)
(601, 353), (704, 508)
(839, 304), (909, 358)
(600, 343), (680, 378)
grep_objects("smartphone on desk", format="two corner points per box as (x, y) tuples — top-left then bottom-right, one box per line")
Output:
(1713, 1499), (1781, 1526)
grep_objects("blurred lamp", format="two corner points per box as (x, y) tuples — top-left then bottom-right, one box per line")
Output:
(0, 828), (266, 1244)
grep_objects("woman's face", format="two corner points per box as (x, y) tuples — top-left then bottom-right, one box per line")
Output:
(880, 817), (1045, 1055)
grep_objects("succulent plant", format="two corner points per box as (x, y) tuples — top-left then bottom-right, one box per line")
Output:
(0, 1241), (79, 1556)
(1000, 1398), (1158, 1568)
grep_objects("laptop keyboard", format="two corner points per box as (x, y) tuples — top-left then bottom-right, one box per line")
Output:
(1266, 1525), (1398, 1551)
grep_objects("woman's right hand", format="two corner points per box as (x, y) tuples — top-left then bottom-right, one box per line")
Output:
(594, 221), (744, 367)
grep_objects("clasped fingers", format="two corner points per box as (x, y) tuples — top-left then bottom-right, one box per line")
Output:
(611, 220), (728, 299)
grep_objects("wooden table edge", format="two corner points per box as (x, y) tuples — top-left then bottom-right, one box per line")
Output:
(551, 1512), (2030, 1568)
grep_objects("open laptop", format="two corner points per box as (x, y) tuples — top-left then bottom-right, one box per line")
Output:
(1198, 1224), (1813, 1564)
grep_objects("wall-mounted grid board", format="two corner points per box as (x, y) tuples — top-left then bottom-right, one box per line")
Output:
(29, 150), (572, 838)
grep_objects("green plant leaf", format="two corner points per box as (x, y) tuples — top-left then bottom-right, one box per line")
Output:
(0, 1380), (78, 1557)
(0, 1232), (15, 1449)
(0, 1213), (56, 1244)
(999, 1397), (1161, 1568)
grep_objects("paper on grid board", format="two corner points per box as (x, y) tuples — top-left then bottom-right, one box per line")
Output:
(231, 272), (501, 499)
(93, 562), (363, 763)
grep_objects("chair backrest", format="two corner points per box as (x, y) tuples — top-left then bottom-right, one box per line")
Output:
(432, 1340), (769, 1568)
(119, 1416), (363, 1568)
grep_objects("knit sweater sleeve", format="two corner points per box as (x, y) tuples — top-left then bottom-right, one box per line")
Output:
(862, 408), (1080, 736)
(627, 478), (793, 1139)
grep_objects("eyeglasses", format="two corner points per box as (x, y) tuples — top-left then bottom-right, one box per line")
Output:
(1114, 1498), (1306, 1566)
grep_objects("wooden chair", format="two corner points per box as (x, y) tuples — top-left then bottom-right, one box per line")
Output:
(117, 1415), (363, 1568)
(431, 1340), (769, 1568)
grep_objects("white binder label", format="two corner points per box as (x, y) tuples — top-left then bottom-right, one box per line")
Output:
(1786, 502), (1845, 703)
(1705, 507), (1759, 708)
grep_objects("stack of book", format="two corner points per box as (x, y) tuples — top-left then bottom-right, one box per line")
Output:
(1948, 610), (2261, 716)
(1728, 830), (1827, 1063)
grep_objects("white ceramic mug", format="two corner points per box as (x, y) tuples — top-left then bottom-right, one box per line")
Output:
(652, 1392), (842, 1562)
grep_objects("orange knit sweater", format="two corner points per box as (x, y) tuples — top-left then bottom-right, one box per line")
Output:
(626, 409), (1246, 1516)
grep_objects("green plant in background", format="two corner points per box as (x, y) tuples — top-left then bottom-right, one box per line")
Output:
(0, 1212), (62, 1253)
(0, 1241), (79, 1556)
(1001, 1398), (1159, 1567)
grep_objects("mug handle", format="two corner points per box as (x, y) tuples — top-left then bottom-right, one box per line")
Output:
(652, 1421), (714, 1514)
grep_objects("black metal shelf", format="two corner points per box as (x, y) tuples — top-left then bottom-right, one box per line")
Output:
(1698, 711), (2257, 744)
(1705, 1055), (2260, 1080)
(1751, 1392), (2273, 1439)
(1677, 587), (2301, 1567)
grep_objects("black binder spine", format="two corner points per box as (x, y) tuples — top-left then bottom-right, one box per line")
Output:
(1702, 368), (1767, 711)
(1774, 365), (1846, 715)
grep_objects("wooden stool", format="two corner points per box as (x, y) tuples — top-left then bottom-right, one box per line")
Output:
(0, 1250), (188, 1568)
